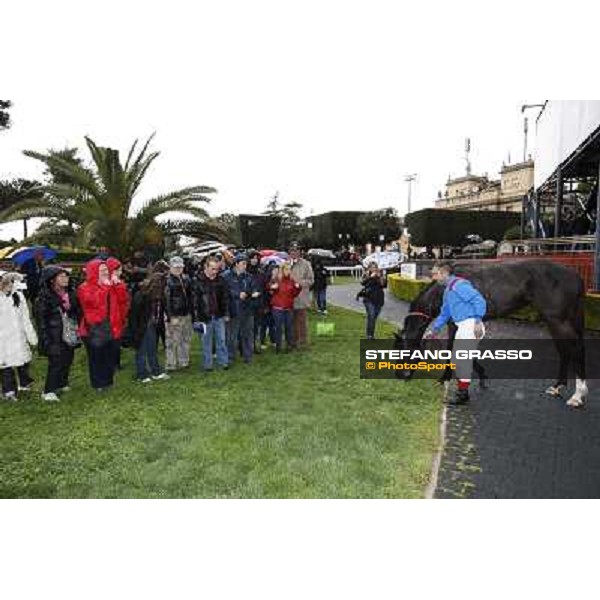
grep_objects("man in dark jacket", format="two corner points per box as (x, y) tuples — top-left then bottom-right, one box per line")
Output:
(164, 256), (193, 371)
(191, 257), (229, 371)
(223, 254), (261, 364)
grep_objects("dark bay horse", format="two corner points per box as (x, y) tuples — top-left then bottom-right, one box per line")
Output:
(395, 260), (588, 408)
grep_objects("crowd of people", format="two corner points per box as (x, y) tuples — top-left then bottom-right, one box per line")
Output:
(0, 241), (393, 402)
(0, 242), (337, 402)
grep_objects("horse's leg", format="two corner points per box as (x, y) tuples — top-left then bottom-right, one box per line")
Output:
(545, 319), (576, 399)
(473, 359), (489, 389)
(566, 305), (588, 408)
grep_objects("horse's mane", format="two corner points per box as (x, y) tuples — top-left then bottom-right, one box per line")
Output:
(409, 280), (444, 314)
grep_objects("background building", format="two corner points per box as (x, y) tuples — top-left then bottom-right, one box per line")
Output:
(435, 159), (534, 212)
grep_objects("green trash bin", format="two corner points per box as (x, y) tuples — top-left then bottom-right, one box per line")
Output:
(316, 321), (335, 336)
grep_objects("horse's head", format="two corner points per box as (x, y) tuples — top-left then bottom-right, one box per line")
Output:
(394, 282), (444, 381)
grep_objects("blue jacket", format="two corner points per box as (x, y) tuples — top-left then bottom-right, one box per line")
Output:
(432, 276), (487, 332)
(223, 269), (260, 317)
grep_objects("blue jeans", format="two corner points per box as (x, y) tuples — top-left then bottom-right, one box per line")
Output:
(272, 308), (294, 350)
(315, 287), (327, 311)
(364, 300), (382, 339)
(227, 312), (254, 362)
(199, 317), (228, 370)
(259, 311), (276, 344)
(135, 323), (161, 379)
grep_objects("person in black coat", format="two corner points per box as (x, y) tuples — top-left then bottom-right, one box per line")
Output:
(129, 266), (170, 383)
(34, 266), (81, 401)
(312, 258), (330, 314)
(191, 257), (230, 370)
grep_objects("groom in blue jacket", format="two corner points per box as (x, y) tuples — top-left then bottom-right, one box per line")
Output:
(424, 261), (487, 404)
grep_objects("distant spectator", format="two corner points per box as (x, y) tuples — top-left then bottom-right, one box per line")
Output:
(268, 263), (301, 353)
(107, 258), (131, 370)
(0, 271), (37, 400)
(77, 259), (118, 392)
(246, 250), (267, 353)
(130, 263), (170, 383)
(191, 257), (229, 371)
(223, 254), (261, 364)
(35, 266), (81, 401)
(20, 249), (45, 301)
(126, 250), (150, 293)
(289, 242), (314, 348)
(164, 256), (193, 371)
(356, 263), (387, 339)
(312, 258), (330, 314)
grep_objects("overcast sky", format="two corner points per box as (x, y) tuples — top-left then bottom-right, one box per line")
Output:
(0, 1), (560, 240)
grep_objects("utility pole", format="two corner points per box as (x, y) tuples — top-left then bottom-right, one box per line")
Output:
(404, 173), (417, 216)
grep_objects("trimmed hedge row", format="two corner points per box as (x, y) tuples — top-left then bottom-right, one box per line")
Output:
(388, 274), (600, 331)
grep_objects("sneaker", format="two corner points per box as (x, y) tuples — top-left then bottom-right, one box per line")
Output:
(260, 344), (268, 350)
(4, 391), (17, 401)
(322, 309), (328, 315)
(18, 384), (33, 392)
(57, 386), (71, 393)
(41, 392), (60, 402)
(152, 373), (170, 381)
(139, 377), (152, 384)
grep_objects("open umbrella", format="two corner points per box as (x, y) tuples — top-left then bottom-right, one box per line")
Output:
(9, 246), (57, 266)
(259, 249), (278, 257)
(260, 255), (287, 267)
(307, 248), (336, 259)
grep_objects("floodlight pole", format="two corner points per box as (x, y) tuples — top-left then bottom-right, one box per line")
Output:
(404, 174), (417, 216)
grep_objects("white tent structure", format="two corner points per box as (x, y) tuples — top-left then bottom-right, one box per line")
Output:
(535, 101), (600, 189)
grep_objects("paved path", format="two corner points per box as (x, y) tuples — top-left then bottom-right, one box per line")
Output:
(329, 283), (600, 498)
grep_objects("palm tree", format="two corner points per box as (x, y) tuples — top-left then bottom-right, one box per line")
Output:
(0, 134), (225, 257)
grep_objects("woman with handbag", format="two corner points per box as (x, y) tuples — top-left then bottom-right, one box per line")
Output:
(34, 266), (81, 402)
(77, 259), (117, 392)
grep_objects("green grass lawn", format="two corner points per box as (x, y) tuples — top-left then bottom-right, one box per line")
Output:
(0, 307), (442, 498)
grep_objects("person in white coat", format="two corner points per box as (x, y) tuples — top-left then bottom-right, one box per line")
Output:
(0, 271), (38, 400)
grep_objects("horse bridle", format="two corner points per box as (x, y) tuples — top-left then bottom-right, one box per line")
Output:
(405, 311), (433, 324)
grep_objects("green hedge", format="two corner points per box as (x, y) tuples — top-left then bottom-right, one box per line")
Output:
(405, 208), (520, 247)
(388, 274), (431, 302)
(388, 274), (600, 331)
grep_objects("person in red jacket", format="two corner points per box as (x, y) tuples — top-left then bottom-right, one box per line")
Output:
(77, 259), (117, 392)
(106, 257), (131, 370)
(267, 263), (301, 353)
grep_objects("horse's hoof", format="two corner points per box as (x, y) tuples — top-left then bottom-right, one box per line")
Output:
(566, 396), (585, 409)
(545, 385), (565, 397)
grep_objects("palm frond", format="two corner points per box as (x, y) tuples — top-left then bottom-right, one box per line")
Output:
(124, 138), (139, 171)
(134, 186), (215, 221)
(23, 149), (101, 198)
